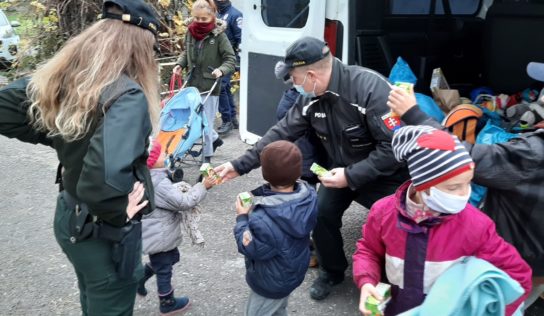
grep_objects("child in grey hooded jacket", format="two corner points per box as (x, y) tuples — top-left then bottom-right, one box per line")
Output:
(138, 141), (216, 315)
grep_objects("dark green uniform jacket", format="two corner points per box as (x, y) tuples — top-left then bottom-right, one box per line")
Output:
(0, 76), (155, 227)
(176, 19), (236, 96)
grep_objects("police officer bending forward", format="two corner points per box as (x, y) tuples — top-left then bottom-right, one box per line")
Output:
(217, 36), (409, 301)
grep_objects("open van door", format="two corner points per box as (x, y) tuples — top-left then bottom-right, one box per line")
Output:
(239, 0), (326, 144)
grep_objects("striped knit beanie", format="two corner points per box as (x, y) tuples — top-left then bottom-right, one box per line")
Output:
(392, 126), (474, 191)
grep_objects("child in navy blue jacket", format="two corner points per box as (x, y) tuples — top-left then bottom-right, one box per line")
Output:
(234, 140), (318, 316)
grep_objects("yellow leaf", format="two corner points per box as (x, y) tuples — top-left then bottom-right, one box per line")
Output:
(30, 1), (46, 12)
(159, 0), (170, 8)
(173, 14), (183, 27)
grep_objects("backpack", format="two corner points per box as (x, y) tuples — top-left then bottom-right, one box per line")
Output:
(442, 104), (483, 144)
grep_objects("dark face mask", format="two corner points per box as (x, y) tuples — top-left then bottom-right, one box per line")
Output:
(214, 0), (231, 13)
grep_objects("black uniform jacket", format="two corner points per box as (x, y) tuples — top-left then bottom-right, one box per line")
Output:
(232, 58), (407, 190)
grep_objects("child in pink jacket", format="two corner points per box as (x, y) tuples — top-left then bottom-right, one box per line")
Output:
(352, 125), (531, 316)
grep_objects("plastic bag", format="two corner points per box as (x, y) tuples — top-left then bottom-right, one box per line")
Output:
(415, 93), (445, 122)
(469, 121), (517, 206)
(389, 57), (417, 84)
(389, 57), (445, 122)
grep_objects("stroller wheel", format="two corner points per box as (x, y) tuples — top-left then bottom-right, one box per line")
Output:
(189, 149), (202, 157)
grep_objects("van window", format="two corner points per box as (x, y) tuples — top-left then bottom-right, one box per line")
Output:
(261, 0), (310, 28)
(390, 0), (481, 16)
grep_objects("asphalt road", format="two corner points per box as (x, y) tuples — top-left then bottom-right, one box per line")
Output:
(0, 128), (369, 316)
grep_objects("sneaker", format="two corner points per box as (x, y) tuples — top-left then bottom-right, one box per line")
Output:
(217, 121), (233, 135)
(232, 117), (239, 129)
(159, 292), (191, 315)
(212, 138), (223, 152)
(309, 272), (344, 301)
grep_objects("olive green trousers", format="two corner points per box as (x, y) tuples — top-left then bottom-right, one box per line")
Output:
(53, 194), (143, 316)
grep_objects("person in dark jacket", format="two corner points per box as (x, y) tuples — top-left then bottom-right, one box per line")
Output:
(274, 60), (323, 185)
(218, 37), (409, 301)
(386, 61), (544, 313)
(0, 1), (160, 314)
(173, 0), (236, 163)
(234, 140), (318, 316)
(215, 0), (242, 134)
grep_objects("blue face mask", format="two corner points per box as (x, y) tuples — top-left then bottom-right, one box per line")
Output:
(293, 72), (316, 98)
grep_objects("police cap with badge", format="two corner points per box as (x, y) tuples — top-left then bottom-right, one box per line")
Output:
(284, 37), (330, 69)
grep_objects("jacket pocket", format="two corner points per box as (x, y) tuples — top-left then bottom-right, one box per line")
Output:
(342, 124), (373, 148)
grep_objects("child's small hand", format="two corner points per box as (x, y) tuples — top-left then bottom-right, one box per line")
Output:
(359, 283), (383, 316)
(202, 175), (216, 190)
(387, 86), (417, 117)
(235, 195), (251, 215)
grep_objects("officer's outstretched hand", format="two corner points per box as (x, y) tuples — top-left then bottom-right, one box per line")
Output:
(126, 181), (148, 219)
(215, 162), (240, 182)
(319, 168), (348, 188)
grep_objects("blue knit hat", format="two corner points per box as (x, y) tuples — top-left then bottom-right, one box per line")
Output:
(392, 126), (474, 191)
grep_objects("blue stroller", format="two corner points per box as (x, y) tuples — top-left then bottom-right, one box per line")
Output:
(156, 77), (220, 168)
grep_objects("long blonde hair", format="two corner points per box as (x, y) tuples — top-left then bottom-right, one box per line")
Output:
(27, 19), (160, 141)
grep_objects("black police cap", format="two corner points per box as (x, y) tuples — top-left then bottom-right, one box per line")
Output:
(284, 37), (330, 69)
(100, 0), (160, 36)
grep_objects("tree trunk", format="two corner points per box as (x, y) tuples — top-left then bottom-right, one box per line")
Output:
(48, 0), (102, 39)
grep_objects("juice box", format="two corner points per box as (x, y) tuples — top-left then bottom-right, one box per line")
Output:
(199, 163), (222, 182)
(237, 192), (253, 208)
(365, 283), (392, 316)
(394, 81), (414, 94)
(391, 82), (414, 122)
(310, 163), (329, 177)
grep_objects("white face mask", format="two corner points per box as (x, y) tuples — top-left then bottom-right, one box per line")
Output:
(421, 186), (471, 214)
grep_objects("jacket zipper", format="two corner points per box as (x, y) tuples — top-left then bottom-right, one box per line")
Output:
(324, 101), (344, 166)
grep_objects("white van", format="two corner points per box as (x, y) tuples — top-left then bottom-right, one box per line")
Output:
(0, 9), (20, 66)
(238, 0), (544, 144)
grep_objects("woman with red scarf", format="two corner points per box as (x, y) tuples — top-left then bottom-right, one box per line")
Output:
(173, 0), (236, 163)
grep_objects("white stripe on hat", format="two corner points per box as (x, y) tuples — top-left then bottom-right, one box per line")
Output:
(411, 156), (474, 184)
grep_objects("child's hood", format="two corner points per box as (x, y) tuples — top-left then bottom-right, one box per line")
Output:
(252, 181), (318, 238)
(150, 168), (168, 186)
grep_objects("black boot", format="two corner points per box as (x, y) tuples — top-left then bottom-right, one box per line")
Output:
(309, 270), (344, 301)
(212, 138), (223, 152)
(159, 291), (191, 315)
(137, 264), (155, 297)
(217, 121), (233, 135)
(232, 117), (239, 129)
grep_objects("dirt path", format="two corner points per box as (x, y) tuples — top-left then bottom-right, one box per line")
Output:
(0, 131), (368, 315)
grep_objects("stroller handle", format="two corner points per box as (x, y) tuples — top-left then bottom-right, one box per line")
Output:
(196, 77), (221, 114)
